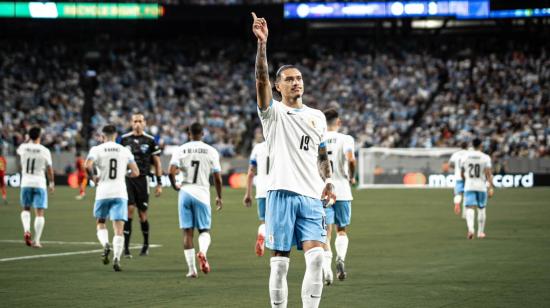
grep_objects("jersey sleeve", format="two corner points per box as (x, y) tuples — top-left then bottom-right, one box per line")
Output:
(151, 139), (161, 156)
(125, 147), (135, 164)
(249, 146), (258, 167)
(257, 99), (280, 122)
(16, 145), (23, 156)
(169, 148), (181, 168)
(86, 147), (98, 161)
(211, 149), (222, 173)
(319, 114), (328, 149)
(44, 149), (53, 167)
(343, 135), (355, 155)
(484, 155), (492, 169)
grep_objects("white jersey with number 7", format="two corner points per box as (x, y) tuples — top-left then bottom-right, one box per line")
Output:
(169, 141), (221, 205)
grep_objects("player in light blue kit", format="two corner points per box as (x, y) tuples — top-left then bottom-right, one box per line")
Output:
(243, 136), (269, 256)
(253, 12), (335, 308)
(86, 125), (140, 271)
(17, 127), (55, 248)
(169, 123), (223, 278)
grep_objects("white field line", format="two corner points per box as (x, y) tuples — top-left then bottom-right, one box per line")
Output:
(0, 242), (161, 262)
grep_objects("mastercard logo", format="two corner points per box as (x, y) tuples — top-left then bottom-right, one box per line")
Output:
(403, 172), (426, 186)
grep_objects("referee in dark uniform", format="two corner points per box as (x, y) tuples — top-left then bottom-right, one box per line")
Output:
(119, 113), (163, 257)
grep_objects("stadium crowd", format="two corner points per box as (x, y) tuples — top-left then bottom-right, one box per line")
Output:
(1, 38), (548, 159)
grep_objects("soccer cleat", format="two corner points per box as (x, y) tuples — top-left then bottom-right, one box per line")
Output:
(31, 242), (42, 248)
(255, 234), (265, 257)
(477, 232), (486, 239)
(336, 258), (347, 281)
(24, 232), (32, 246)
(102, 243), (111, 265)
(197, 252), (210, 274)
(186, 271), (198, 278)
(113, 258), (122, 272)
(323, 268), (334, 286)
(123, 250), (133, 259)
(467, 232), (474, 240)
(140, 244), (149, 256)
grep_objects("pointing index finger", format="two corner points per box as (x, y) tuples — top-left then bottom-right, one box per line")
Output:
(251, 12), (258, 20)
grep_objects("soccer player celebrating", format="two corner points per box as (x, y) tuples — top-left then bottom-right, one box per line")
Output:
(252, 13), (335, 308)
(120, 114), (163, 257)
(243, 137), (268, 257)
(75, 152), (87, 200)
(86, 125), (139, 271)
(460, 138), (494, 239)
(322, 108), (356, 285)
(168, 123), (223, 278)
(448, 142), (468, 218)
(0, 149), (7, 204)
(17, 127), (55, 248)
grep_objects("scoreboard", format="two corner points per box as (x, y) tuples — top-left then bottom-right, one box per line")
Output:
(0, 2), (163, 19)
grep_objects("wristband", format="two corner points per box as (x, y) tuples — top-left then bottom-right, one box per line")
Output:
(156, 175), (162, 185)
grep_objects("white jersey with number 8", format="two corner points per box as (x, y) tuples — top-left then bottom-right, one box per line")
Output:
(460, 150), (492, 192)
(87, 142), (135, 200)
(17, 143), (52, 189)
(169, 141), (221, 206)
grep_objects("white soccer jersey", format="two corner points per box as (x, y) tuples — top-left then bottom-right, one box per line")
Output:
(249, 142), (268, 199)
(460, 150), (492, 192)
(325, 131), (354, 201)
(449, 149), (468, 181)
(258, 99), (327, 200)
(87, 142), (135, 200)
(169, 141), (221, 206)
(17, 143), (52, 189)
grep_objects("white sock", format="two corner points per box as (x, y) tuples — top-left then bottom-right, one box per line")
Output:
(198, 232), (211, 256)
(258, 223), (266, 237)
(113, 235), (124, 261)
(21, 211), (31, 233)
(184, 248), (197, 274)
(33, 217), (45, 244)
(302, 247), (324, 308)
(477, 208), (486, 235)
(462, 204), (467, 219)
(466, 208), (475, 233)
(335, 234), (349, 261)
(96, 228), (109, 247)
(322, 250), (333, 277)
(269, 256), (289, 308)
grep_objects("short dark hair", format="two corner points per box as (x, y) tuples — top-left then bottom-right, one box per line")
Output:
(460, 141), (468, 149)
(28, 127), (42, 140)
(275, 65), (299, 82)
(102, 125), (117, 136)
(323, 108), (339, 124)
(189, 123), (203, 136)
(472, 138), (482, 148)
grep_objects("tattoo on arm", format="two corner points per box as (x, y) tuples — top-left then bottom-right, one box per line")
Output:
(255, 42), (268, 82)
(318, 148), (331, 181)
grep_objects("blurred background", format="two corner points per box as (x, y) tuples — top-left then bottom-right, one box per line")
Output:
(1, 0), (549, 188)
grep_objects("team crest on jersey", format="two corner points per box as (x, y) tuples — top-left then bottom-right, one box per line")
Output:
(140, 144), (150, 153)
(308, 119), (317, 129)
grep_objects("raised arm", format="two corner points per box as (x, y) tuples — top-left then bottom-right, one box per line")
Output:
(252, 12), (272, 111)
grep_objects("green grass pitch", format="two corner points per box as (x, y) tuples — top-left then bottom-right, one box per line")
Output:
(0, 187), (549, 307)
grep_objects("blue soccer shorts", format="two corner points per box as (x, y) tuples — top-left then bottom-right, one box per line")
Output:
(325, 201), (352, 227)
(257, 197), (266, 221)
(20, 187), (48, 209)
(463, 191), (487, 209)
(94, 198), (128, 221)
(265, 190), (327, 251)
(178, 190), (211, 230)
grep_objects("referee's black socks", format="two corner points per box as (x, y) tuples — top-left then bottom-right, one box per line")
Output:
(124, 218), (132, 252)
(141, 220), (150, 246)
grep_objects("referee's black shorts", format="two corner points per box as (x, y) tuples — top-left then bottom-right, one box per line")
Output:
(126, 176), (150, 212)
